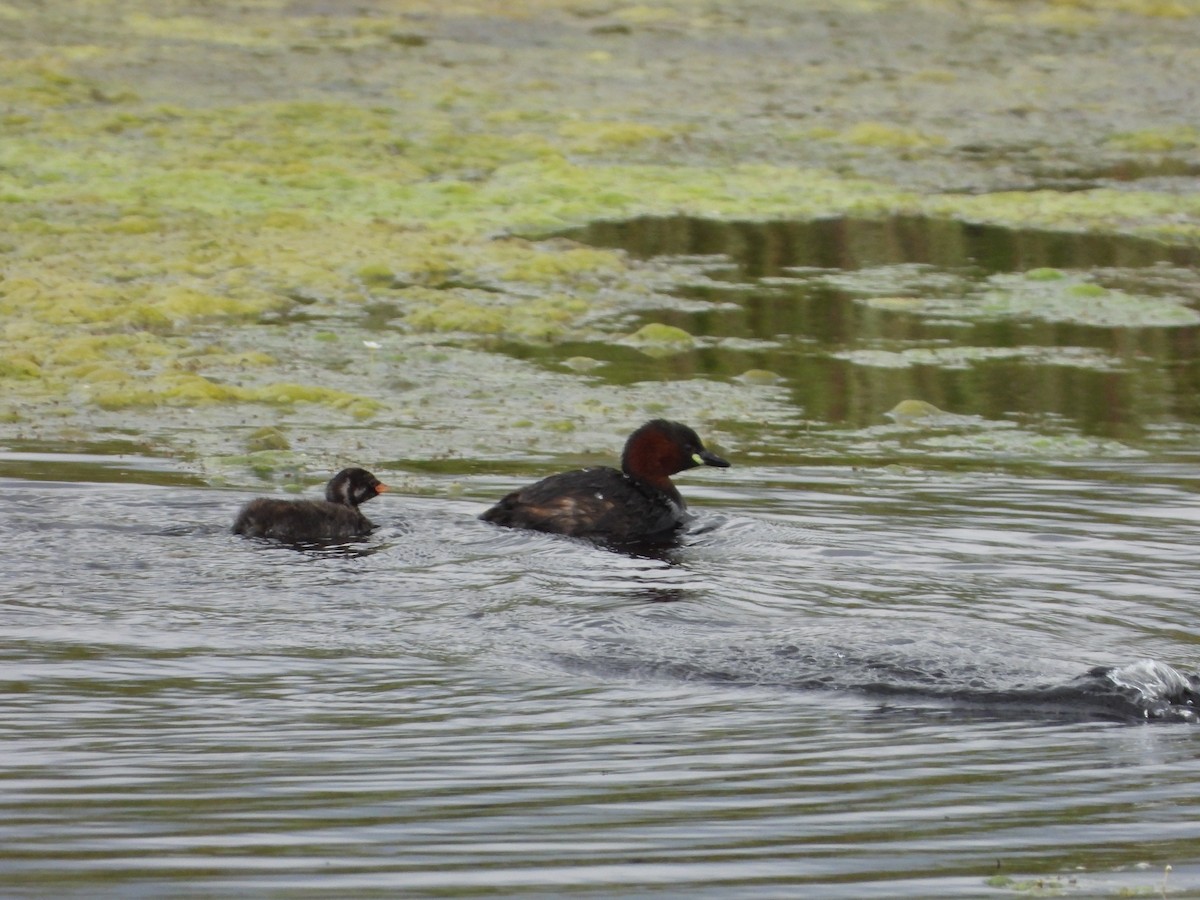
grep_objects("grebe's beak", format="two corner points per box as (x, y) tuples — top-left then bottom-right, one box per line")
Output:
(376, 483), (391, 494)
(692, 449), (730, 468)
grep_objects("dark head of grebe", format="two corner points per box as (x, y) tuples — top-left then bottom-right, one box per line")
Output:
(324, 467), (388, 508)
(619, 419), (730, 490)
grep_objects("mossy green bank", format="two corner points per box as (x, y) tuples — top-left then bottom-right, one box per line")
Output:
(2, 0), (1198, 480)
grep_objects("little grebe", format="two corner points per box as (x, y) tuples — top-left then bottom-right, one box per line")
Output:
(480, 419), (729, 544)
(233, 467), (388, 544)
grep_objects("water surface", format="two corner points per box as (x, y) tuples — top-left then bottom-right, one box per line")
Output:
(2, 446), (1199, 897)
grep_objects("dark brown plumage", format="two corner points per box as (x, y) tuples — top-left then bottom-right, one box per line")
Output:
(480, 419), (729, 544)
(233, 468), (388, 544)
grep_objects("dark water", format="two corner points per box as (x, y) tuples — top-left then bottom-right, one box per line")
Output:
(540, 215), (1200, 443)
(5, 216), (1200, 896)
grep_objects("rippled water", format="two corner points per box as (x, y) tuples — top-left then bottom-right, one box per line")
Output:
(3, 446), (1200, 897)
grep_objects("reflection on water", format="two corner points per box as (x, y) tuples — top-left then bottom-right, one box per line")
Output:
(566, 214), (1200, 274)
(2, 456), (1200, 896)
(528, 215), (1200, 445)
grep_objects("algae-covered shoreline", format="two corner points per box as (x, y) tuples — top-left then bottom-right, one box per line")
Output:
(2, 0), (1199, 486)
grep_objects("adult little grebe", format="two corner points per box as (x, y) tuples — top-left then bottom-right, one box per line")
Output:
(480, 419), (729, 544)
(233, 467), (388, 544)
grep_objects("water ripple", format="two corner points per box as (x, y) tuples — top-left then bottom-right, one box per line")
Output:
(2, 472), (1200, 896)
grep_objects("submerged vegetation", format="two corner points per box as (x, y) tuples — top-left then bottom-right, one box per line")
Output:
(1, 0), (1199, 477)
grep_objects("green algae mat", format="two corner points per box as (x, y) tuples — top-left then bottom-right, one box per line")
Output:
(3, 0), (1199, 487)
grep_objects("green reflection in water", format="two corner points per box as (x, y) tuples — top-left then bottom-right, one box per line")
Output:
(0, 442), (206, 486)
(508, 215), (1200, 447)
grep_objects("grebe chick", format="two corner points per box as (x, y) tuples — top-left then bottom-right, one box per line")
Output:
(233, 467), (388, 544)
(480, 419), (729, 544)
